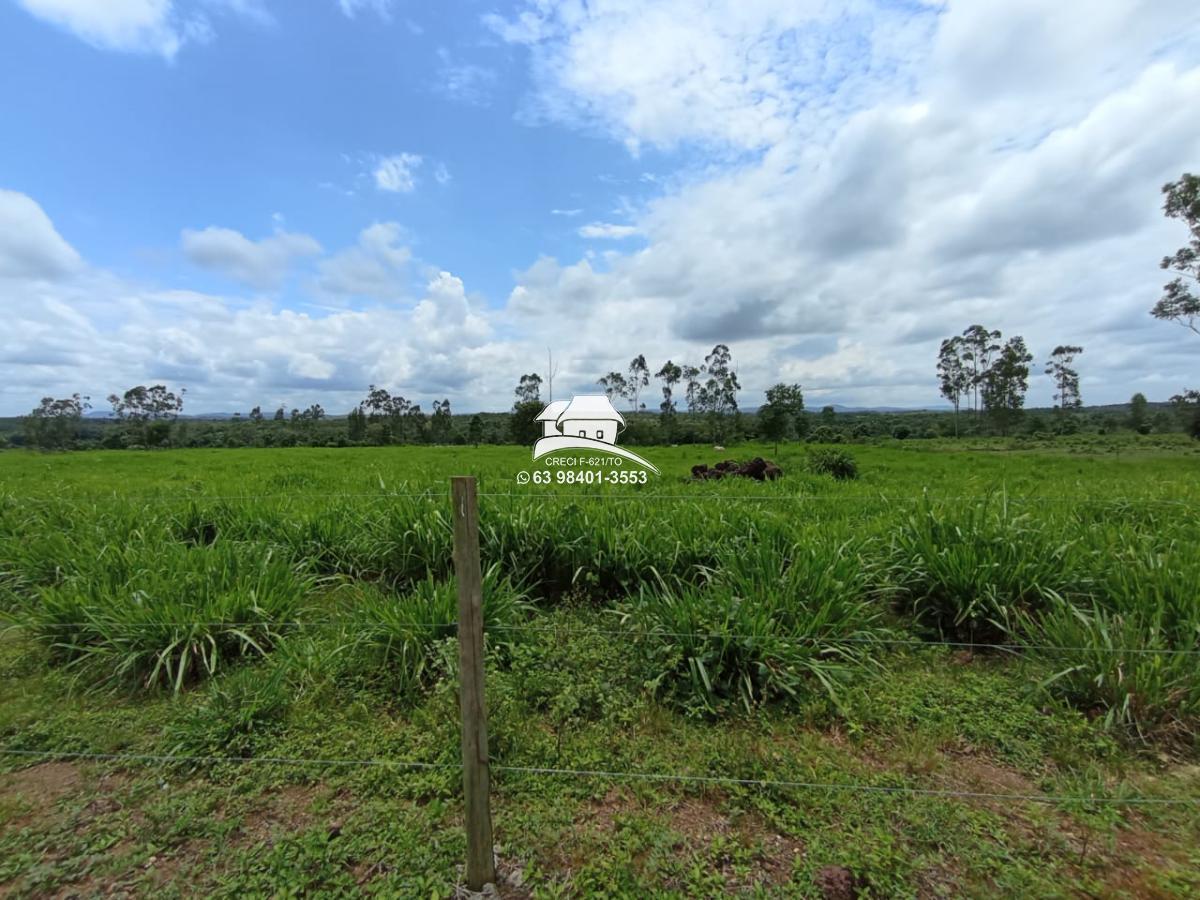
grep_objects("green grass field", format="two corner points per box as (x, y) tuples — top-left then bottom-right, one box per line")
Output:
(1, 440), (1199, 897)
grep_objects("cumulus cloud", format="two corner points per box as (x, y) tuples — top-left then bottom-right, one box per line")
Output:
(469, 0), (1200, 408)
(315, 222), (412, 299)
(181, 226), (322, 290)
(413, 272), (485, 335)
(7, 2), (1200, 414)
(0, 206), (512, 415)
(373, 153), (423, 193)
(0, 189), (83, 280)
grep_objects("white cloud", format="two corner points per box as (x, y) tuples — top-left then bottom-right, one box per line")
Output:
(315, 222), (412, 299)
(7, 3), (1200, 415)
(0, 189), (83, 280)
(434, 48), (498, 106)
(578, 222), (639, 240)
(181, 226), (322, 290)
(487, 0), (936, 152)
(0, 215), (510, 414)
(434, 163), (452, 185)
(17, 0), (185, 57)
(373, 153), (423, 193)
(551, 208), (583, 217)
(487, 0), (1200, 408)
(15, 0), (271, 58)
(338, 0), (393, 21)
(412, 271), (491, 350)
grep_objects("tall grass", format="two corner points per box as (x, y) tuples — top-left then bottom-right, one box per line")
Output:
(18, 539), (315, 691)
(348, 563), (529, 697)
(1025, 537), (1200, 740)
(888, 498), (1081, 641)
(2, 440), (1199, 740)
(625, 533), (890, 714)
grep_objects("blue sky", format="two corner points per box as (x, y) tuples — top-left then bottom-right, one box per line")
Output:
(1, 0), (1198, 415)
(0, 0), (654, 305)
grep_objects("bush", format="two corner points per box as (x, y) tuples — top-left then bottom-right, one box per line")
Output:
(807, 448), (859, 480)
(806, 426), (843, 444)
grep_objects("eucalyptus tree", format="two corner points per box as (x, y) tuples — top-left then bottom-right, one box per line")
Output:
(1151, 174), (1199, 427)
(597, 371), (628, 403)
(681, 364), (702, 411)
(1151, 173), (1199, 336)
(626, 354), (650, 411)
(701, 344), (740, 442)
(107, 384), (185, 446)
(656, 360), (682, 414)
(960, 325), (1001, 416)
(1045, 345), (1084, 412)
(1129, 392), (1150, 434)
(24, 394), (90, 450)
(936, 336), (969, 436)
(431, 399), (453, 443)
(982, 336), (1033, 435)
(514, 373), (543, 405)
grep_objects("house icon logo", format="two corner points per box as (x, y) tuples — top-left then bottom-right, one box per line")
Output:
(532, 395), (660, 474)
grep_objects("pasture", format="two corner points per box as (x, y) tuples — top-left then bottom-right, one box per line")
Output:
(1, 440), (1199, 897)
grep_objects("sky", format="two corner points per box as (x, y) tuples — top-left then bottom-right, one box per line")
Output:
(1, 0), (1198, 416)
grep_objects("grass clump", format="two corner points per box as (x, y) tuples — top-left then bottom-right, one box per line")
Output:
(348, 564), (529, 697)
(807, 448), (859, 480)
(19, 540), (315, 692)
(624, 535), (888, 714)
(888, 499), (1077, 642)
(1024, 540), (1200, 740)
(166, 663), (291, 759)
(1028, 600), (1200, 742)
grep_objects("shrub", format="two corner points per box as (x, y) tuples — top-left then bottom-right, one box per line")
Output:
(806, 426), (842, 444)
(807, 448), (859, 480)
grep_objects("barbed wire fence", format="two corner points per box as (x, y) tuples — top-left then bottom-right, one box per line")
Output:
(2, 477), (1199, 891)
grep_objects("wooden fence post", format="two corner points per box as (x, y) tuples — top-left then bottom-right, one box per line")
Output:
(451, 476), (496, 890)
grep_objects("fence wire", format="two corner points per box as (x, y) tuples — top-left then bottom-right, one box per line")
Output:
(2, 748), (1195, 808)
(3, 489), (1197, 505)
(3, 619), (1199, 656)
(490, 763), (1199, 807)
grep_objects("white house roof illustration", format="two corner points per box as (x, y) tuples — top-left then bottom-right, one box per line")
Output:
(535, 400), (570, 422)
(557, 395), (625, 426)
